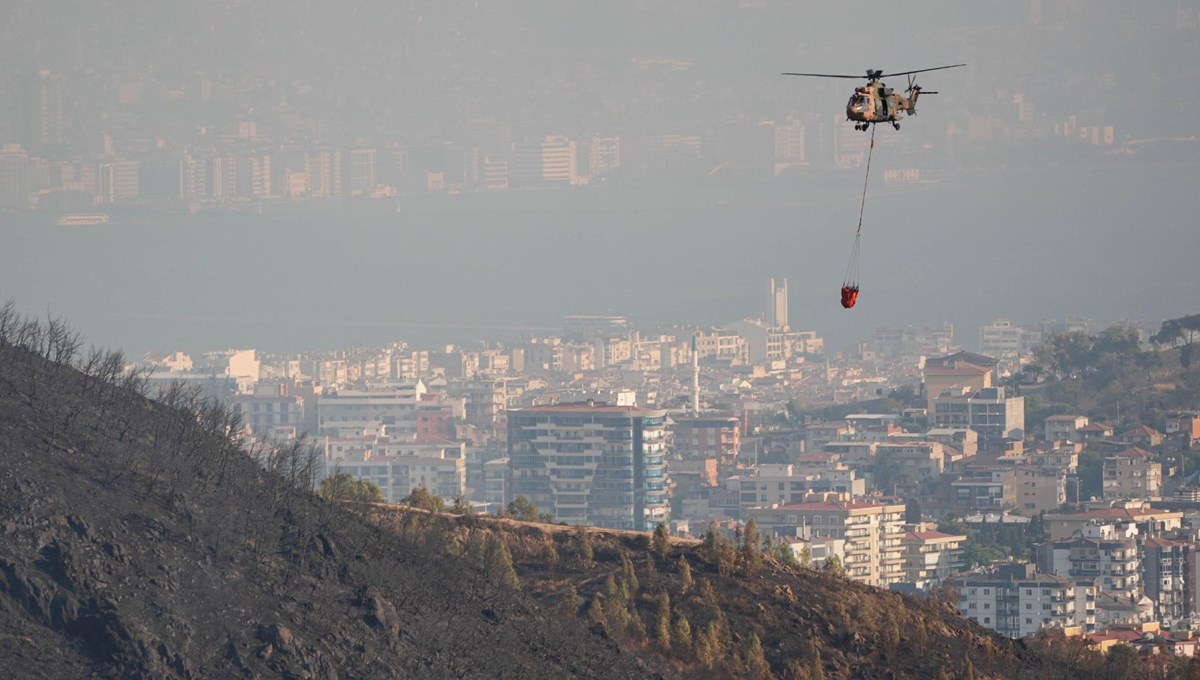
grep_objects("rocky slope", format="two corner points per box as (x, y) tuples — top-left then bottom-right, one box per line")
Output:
(0, 321), (652, 679)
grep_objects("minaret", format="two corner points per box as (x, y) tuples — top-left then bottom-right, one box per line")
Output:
(691, 334), (700, 416)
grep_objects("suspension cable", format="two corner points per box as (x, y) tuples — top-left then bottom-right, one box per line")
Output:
(843, 125), (875, 288)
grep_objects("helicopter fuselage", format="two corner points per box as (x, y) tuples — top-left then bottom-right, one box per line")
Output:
(845, 81), (916, 125)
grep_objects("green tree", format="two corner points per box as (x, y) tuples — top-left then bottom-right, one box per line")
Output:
(560, 584), (580, 617)
(821, 554), (844, 578)
(745, 633), (774, 680)
(319, 472), (384, 503)
(485, 537), (519, 588)
(450, 494), (474, 515)
(702, 525), (736, 575)
(905, 496), (923, 523)
(672, 613), (693, 655)
(575, 524), (594, 568)
(678, 555), (694, 594)
(740, 518), (763, 572)
(654, 591), (672, 650)
(586, 596), (605, 626)
(402, 485), (445, 512)
(772, 541), (799, 567)
(1077, 447), (1105, 502)
(506, 496), (540, 522)
(621, 553), (640, 595)
(652, 521), (671, 560)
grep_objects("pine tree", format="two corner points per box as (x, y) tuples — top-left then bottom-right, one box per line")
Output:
(654, 591), (672, 650)
(678, 556), (694, 594)
(821, 554), (845, 578)
(642, 552), (658, 588)
(745, 633), (774, 680)
(672, 613), (693, 655)
(621, 553), (640, 595)
(486, 537), (519, 588)
(586, 596), (605, 626)
(694, 625), (715, 669)
(575, 524), (594, 568)
(741, 518), (763, 573)
(652, 521), (671, 560)
(561, 584), (580, 617)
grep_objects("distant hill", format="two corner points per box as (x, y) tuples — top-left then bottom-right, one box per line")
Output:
(1023, 319), (1200, 431)
(0, 305), (1104, 679)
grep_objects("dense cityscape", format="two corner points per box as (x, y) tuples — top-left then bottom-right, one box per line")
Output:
(129, 291), (1200, 651)
(4, 1), (1200, 676)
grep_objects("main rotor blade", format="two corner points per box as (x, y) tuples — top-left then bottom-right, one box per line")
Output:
(781, 72), (864, 79)
(878, 64), (966, 79)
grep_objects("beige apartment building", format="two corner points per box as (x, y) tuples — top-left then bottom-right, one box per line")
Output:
(1103, 447), (1162, 500)
(1014, 466), (1068, 515)
(749, 497), (905, 587)
(900, 526), (967, 590)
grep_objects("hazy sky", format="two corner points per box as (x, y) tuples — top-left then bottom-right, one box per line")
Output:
(2, 1), (1198, 356)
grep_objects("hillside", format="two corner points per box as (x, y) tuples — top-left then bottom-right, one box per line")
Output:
(0, 309), (651, 679)
(0, 306), (1092, 679)
(1023, 320), (1200, 430)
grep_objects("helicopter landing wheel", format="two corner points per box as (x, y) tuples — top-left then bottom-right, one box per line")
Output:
(892, 122), (900, 130)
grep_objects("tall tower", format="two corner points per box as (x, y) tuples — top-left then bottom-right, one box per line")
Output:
(768, 278), (788, 329)
(22, 69), (65, 156)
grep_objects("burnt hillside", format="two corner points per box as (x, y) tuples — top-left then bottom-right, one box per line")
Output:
(360, 506), (1097, 680)
(0, 306), (653, 679)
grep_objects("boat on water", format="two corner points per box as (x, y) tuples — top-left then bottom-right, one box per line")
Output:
(54, 214), (110, 226)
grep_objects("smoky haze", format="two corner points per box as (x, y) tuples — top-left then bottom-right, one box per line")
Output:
(1, 0), (1198, 356)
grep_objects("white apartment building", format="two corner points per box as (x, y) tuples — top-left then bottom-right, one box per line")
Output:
(1037, 523), (1142, 602)
(316, 382), (427, 436)
(323, 435), (466, 502)
(954, 563), (1096, 638)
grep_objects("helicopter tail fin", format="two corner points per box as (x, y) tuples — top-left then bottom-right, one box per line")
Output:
(906, 85), (937, 115)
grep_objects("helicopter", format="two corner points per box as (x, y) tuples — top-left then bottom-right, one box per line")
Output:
(782, 64), (965, 131)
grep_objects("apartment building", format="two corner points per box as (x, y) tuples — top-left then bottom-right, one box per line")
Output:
(931, 386), (1025, 452)
(229, 382), (304, 435)
(954, 563), (1095, 638)
(1141, 537), (1197, 623)
(323, 436), (466, 502)
(670, 415), (741, 461)
(1044, 502), (1184, 541)
(1014, 466), (1068, 514)
(1103, 447), (1162, 500)
(748, 497), (905, 587)
(507, 403), (668, 530)
(1037, 523), (1142, 601)
(899, 526), (967, 590)
(1044, 415), (1089, 442)
(732, 464), (865, 515)
(316, 382), (426, 436)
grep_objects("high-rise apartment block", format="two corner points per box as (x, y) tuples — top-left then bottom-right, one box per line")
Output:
(507, 403), (668, 530)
